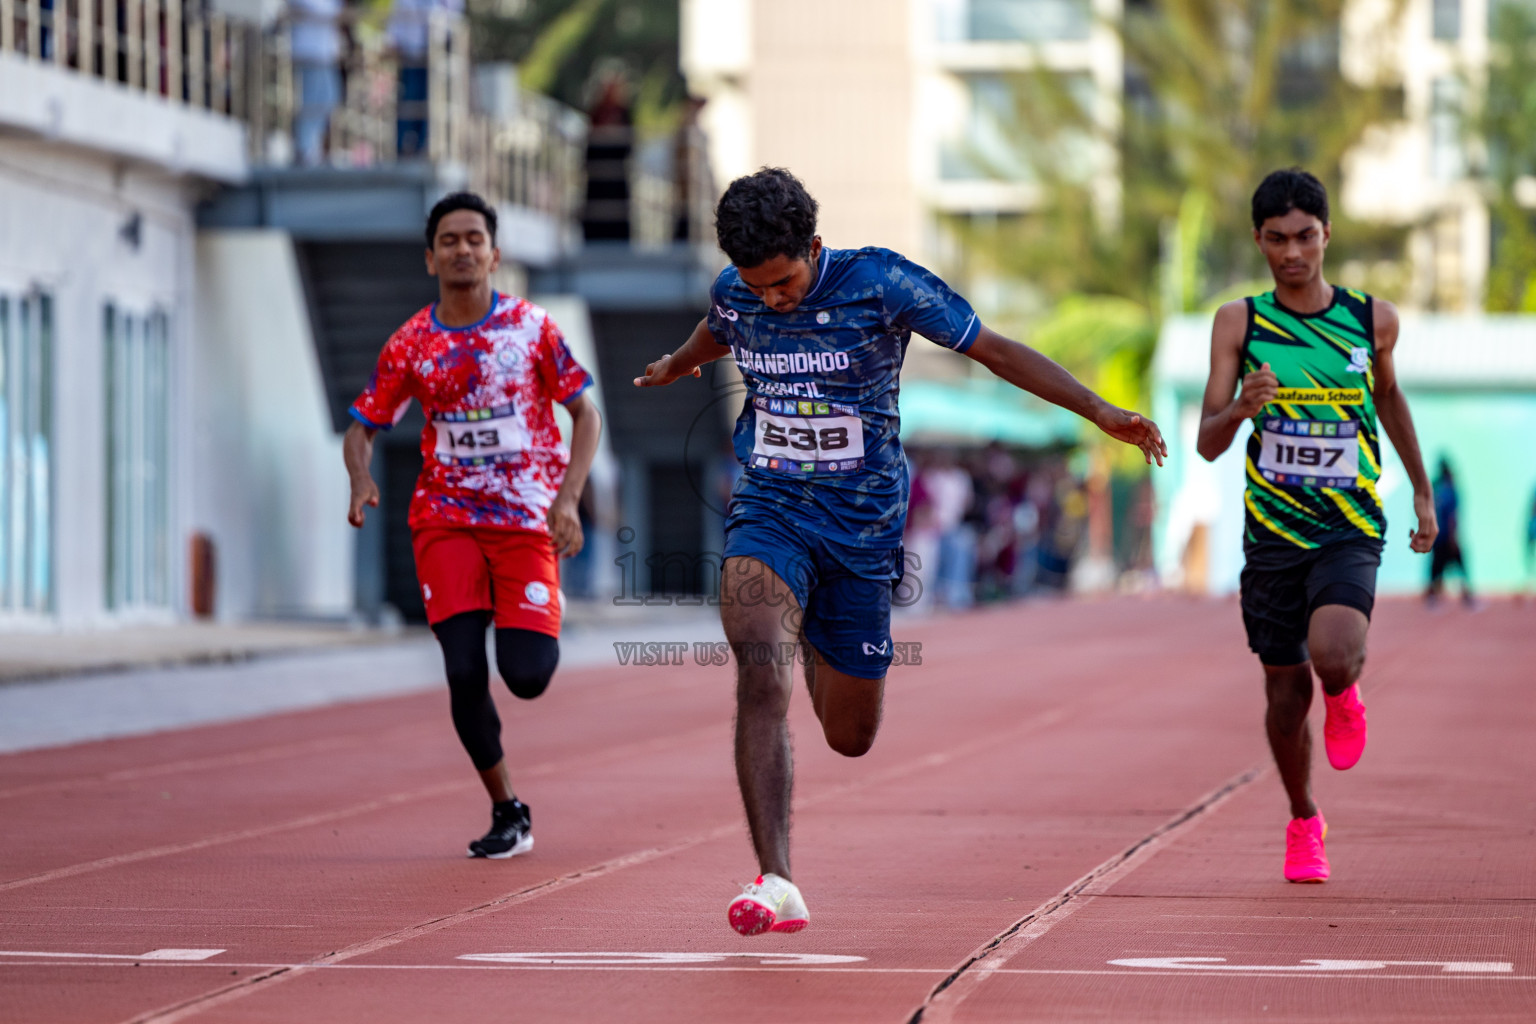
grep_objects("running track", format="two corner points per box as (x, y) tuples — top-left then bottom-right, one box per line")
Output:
(2, 598), (1532, 1023)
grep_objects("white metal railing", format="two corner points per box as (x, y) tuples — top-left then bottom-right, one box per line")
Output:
(1, 0), (262, 120)
(2, 0), (680, 234)
(256, 10), (585, 223)
(613, 121), (717, 250)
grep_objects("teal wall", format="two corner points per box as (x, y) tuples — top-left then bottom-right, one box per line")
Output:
(1152, 385), (1536, 595)
(1378, 389), (1536, 594)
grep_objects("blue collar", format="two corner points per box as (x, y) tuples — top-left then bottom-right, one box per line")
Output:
(431, 291), (500, 332)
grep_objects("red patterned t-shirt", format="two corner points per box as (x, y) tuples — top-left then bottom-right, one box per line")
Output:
(350, 293), (593, 532)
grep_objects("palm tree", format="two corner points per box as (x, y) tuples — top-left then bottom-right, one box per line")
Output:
(951, 0), (1410, 359)
(1476, 1), (1536, 312)
(467, 0), (686, 130)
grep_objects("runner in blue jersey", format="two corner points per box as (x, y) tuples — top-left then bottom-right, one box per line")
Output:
(634, 168), (1166, 935)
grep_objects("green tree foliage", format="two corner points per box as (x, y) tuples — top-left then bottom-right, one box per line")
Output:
(947, 0), (1409, 456)
(962, 0), (1406, 314)
(1477, 1), (1536, 311)
(468, 0), (685, 130)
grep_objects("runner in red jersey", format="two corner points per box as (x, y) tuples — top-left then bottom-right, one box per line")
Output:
(343, 192), (602, 859)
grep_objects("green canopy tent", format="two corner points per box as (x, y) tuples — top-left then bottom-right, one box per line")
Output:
(897, 378), (1083, 447)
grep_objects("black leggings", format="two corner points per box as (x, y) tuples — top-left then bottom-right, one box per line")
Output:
(432, 611), (560, 771)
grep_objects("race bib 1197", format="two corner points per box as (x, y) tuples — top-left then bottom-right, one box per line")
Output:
(1256, 417), (1360, 488)
(749, 397), (865, 475)
(433, 403), (528, 465)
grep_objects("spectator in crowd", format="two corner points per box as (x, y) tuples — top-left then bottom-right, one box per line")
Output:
(1425, 457), (1475, 608)
(672, 95), (712, 244)
(1011, 470), (1045, 597)
(972, 443), (1018, 602)
(1525, 482), (1536, 600)
(291, 0), (344, 165)
(921, 448), (976, 609)
(583, 72), (634, 242)
(1036, 470), (1087, 592)
(904, 450), (940, 614)
(389, 0), (463, 157)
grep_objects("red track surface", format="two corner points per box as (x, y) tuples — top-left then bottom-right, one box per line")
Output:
(2, 598), (1533, 1023)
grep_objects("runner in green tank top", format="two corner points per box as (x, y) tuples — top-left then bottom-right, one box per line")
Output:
(1241, 287), (1387, 547)
(1197, 169), (1437, 884)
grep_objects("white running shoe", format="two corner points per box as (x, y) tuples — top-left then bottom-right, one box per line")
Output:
(727, 873), (809, 936)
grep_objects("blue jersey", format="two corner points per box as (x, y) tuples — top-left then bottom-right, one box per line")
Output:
(707, 246), (981, 554)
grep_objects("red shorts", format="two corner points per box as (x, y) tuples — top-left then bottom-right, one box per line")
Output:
(411, 525), (562, 636)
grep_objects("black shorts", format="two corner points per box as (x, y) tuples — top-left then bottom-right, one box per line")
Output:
(1239, 536), (1382, 666)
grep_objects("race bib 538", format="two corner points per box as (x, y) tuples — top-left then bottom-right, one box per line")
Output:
(749, 398), (865, 475)
(1256, 417), (1360, 487)
(433, 403), (528, 465)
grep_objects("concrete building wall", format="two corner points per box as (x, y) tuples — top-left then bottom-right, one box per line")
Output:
(0, 139), (203, 626)
(749, 0), (922, 256)
(1340, 0), (1494, 310)
(0, 51), (358, 627)
(1152, 313), (1536, 596)
(683, 0), (923, 256)
(193, 231), (354, 621)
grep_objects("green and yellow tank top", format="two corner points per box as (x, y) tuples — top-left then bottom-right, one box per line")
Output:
(1241, 287), (1386, 549)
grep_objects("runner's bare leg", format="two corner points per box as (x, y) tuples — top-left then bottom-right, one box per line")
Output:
(721, 557), (801, 880)
(1307, 604), (1369, 698)
(802, 639), (884, 757)
(1263, 662), (1318, 820)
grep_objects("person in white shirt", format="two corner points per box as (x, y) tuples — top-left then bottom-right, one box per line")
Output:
(387, 0), (463, 156)
(289, 0), (342, 165)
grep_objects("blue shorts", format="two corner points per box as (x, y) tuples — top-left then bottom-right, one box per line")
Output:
(722, 512), (902, 680)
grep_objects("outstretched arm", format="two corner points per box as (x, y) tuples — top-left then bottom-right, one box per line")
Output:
(965, 324), (1167, 466)
(547, 392), (603, 558)
(1197, 300), (1276, 461)
(1372, 300), (1437, 553)
(633, 318), (731, 388)
(344, 420), (381, 527)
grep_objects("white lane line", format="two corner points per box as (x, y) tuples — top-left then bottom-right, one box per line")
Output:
(457, 951), (866, 966)
(1110, 956), (1514, 973)
(0, 730), (405, 801)
(0, 781), (465, 895)
(909, 762), (1270, 1024)
(4, 960), (1533, 980)
(0, 722), (722, 894)
(119, 704), (1077, 1024)
(0, 949), (224, 961)
(0, 655), (721, 801)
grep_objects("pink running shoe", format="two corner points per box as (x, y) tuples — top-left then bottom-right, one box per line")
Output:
(1323, 685), (1368, 770)
(727, 874), (809, 936)
(1284, 813), (1329, 883)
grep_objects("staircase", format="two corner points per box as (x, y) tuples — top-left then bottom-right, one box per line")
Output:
(294, 241), (437, 621)
(295, 242), (439, 433)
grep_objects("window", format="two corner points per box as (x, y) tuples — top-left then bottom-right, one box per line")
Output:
(940, 73), (1096, 183)
(1433, 0), (1460, 40)
(1430, 76), (1464, 181)
(1489, 0), (1536, 33)
(935, 0), (1093, 43)
(1278, 30), (1341, 110)
(104, 306), (172, 611)
(0, 292), (54, 614)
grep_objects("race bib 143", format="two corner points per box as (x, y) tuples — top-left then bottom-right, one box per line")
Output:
(433, 403), (528, 465)
(749, 397), (865, 475)
(1256, 417), (1360, 487)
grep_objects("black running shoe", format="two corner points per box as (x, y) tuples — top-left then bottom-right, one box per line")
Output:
(467, 799), (533, 859)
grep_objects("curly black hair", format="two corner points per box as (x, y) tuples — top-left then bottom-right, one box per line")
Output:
(426, 191), (498, 248)
(714, 167), (819, 268)
(1251, 168), (1329, 229)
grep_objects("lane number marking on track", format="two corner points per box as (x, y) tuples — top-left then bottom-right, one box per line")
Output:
(0, 948), (225, 962)
(458, 952), (866, 967)
(1110, 957), (1514, 974)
